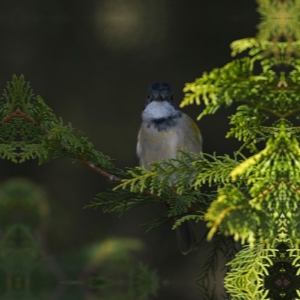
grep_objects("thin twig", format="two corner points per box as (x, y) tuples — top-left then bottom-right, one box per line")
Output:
(1, 109), (123, 183)
(78, 159), (122, 182)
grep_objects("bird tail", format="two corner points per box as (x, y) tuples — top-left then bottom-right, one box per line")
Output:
(175, 218), (198, 255)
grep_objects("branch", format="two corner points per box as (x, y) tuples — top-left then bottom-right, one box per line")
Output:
(0, 108), (50, 135)
(1, 109), (122, 182)
(78, 159), (121, 182)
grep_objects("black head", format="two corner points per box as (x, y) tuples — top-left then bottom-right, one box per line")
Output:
(146, 82), (174, 105)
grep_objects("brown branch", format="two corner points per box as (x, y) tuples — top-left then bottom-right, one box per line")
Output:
(78, 159), (122, 182)
(0, 108), (49, 135)
(280, 106), (300, 118)
(2, 109), (122, 183)
(1, 109), (200, 214)
(281, 179), (300, 195)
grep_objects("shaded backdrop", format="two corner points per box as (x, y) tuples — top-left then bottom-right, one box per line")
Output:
(0, 1), (259, 299)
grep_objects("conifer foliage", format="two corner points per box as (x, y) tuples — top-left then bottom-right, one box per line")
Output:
(1, 0), (300, 298)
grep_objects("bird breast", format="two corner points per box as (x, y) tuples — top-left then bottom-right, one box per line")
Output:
(137, 113), (202, 170)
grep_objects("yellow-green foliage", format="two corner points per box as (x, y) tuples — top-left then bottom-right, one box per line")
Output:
(1, 0), (300, 299)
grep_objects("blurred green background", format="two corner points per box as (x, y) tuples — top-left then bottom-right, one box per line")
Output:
(0, 1), (258, 299)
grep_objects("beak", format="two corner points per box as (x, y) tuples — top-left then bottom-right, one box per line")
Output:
(153, 95), (165, 102)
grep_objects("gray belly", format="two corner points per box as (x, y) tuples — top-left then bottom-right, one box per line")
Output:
(137, 122), (201, 170)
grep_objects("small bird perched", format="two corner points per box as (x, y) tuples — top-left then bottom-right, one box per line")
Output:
(137, 82), (203, 254)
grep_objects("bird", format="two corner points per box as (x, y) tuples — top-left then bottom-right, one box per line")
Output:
(136, 82), (203, 254)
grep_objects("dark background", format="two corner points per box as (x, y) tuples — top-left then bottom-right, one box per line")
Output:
(0, 1), (259, 299)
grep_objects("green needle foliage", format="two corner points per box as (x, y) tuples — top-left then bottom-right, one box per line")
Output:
(1, 0), (300, 299)
(93, 0), (300, 298)
(0, 75), (125, 177)
(224, 244), (276, 300)
(90, 263), (159, 300)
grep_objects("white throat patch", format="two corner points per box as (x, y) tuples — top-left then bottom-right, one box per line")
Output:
(142, 101), (179, 121)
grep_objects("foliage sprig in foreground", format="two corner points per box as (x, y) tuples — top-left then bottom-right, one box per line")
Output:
(1, 0), (300, 299)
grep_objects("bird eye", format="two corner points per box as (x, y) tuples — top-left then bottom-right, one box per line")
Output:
(146, 95), (153, 104)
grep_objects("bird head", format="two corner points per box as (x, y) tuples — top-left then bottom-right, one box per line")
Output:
(146, 82), (173, 104)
